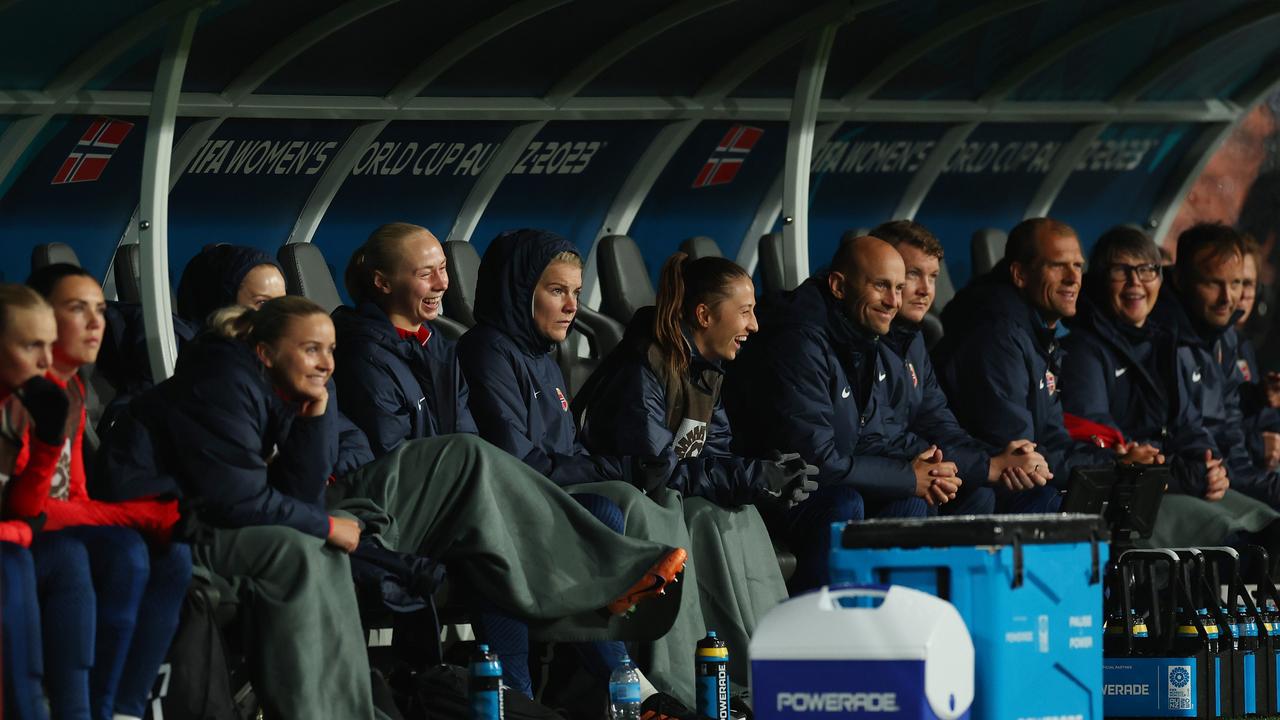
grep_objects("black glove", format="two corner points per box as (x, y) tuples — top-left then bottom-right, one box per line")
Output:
(760, 452), (820, 506)
(14, 376), (69, 447)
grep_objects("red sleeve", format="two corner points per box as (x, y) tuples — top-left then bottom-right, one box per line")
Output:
(0, 519), (33, 547)
(43, 496), (179, 545)
(3, 427), (59, 520)
(66, 375), (88, 502)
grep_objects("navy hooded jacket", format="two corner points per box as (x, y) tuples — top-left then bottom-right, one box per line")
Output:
(332, 301), (476, 458)
(176, 244), (281, 327)
(1151, 285), (1280, 505)
(99, 333), (348, 538)
(880, 321), (994, 487)
(1060, 289), (1215, 495)
(457, 230), (621, 486)
(722, 275), (923, 501)
(574, 307), (768, 506)
(935, 268), (1113, 484)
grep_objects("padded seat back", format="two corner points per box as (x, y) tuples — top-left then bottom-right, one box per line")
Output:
(679, 236), (723, 261)
(31, 242), (80, 271)
(442, 240), (481, 327)
(598, 235), (655, 325)
(970, 228), (1008, 279)
(757, 233), (787, 296)
(933, 258), (957, 312)
(114, 244), (143, 303)
(277, 243), (343, 313)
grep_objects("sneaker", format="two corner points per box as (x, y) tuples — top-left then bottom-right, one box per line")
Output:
(607, 548), (688, 615)
(641, 691), (695, 720)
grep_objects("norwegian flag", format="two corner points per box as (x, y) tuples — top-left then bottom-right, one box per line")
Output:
(51, 118), (134, 185)
(691, 125), (763, 188)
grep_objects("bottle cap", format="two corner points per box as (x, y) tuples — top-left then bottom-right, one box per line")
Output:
(619, 654), (631, 664)
(478, 643), (490, 653)
(706, 631), (717, 638)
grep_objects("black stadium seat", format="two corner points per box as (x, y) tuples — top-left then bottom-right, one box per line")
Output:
(277, 242), (345, 314)
(757, 233), (787, 297)
(970, 228), (1007, 279)
(441, 240), (480, 328)
(598, 235), (655, 325)
(679, 236), (723, 261)
(31, 242), (80, 271)
(114, 244), (143, 304)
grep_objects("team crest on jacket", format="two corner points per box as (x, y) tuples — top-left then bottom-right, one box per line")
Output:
(906, 361), (918, 388)
(1044, 369), (1057, 396)
(1238, 358), (1253, 382)
(555, 387), (568, 411)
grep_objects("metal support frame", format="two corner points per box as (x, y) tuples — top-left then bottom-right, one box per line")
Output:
(781, 24), (837, 288)
(1148, 69), (1280, 248)
(1022, 122), (1106, 219)
(736, 121), (840, 273)
(891, 122), (978, 220)
(841, 0), (1047, 105)
(981, 0), (1177, 103)
(386, 0), (571, 106)
(140, 8), (201, 382)
(544, 0), (733, 106)
(444, 121), (547, 244)
(0, 0), (206, 199)
(286, 119), (390, 245)
(1111, 3), (1280, 105)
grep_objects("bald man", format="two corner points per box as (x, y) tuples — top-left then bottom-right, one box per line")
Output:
(724, 236), (949, 592)
(937, 218), (1153, 513)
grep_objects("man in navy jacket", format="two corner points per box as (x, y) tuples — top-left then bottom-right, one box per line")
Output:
(1155, 222), (1280, 507)
(725, 236), (948, 589)
(937, 218), (1159, 513)
(871, 220), (1050, 515)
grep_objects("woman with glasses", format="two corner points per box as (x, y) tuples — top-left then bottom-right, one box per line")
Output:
(1060, 226), (1279, 545)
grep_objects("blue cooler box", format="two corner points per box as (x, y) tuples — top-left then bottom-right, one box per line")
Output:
(830, 514), (1109, 720)
(751, 584), (974, 720)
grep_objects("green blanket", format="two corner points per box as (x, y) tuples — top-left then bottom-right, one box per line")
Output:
(1139, 489), (1279, 548)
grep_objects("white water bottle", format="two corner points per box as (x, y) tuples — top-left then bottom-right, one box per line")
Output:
(608, 654), (642, 720)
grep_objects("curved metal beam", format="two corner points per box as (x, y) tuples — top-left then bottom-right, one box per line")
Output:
(1022, 122), (1106, 219)
(140, 8), (201, 382)
(1149, 67), (1280, 248)
(580, 118), (700, 307)
(736, 121), (840, 274)
(1111, 2), (1280, 104)
(444, 121), (547, 244)
(0, 0), (207, 195)
(891, 122), (978, 220)
(842, 0), (1047, 105)
(545, 0), (735, 106)
(696, 0), (868, 101)
(781, 24), (837, 288)
(286, 120), (389, 245)
(385, 0), (570, 106)
(980, 0), (1177, 104)
(223, 0), (399, 103)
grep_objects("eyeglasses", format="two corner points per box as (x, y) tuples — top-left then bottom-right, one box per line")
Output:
(1107, 263), (1161, 282)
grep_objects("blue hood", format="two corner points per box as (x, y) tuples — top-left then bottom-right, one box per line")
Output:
(473, 229), (579, 356)
(176, 243), (281, 327)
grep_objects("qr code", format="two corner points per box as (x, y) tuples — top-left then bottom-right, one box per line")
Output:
(1167, 665), (1192, 710)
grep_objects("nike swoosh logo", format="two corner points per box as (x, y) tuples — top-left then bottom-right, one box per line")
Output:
(1115, 367), (1127, 377)
(1039, 380), (1045, 390)
(1192, 370), (1202, 383)
(877, 372), (886, 382)
(841, 387), (851, 398)
(534, 391), (541, 398)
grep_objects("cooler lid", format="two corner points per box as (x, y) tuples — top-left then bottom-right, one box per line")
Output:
(840, 513), (1109, 549)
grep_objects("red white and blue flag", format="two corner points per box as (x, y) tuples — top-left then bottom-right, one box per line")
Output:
(691, 125), (763, 188)
(51, 118), (134, 185)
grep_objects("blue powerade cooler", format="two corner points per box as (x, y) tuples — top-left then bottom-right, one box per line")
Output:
(830, 514), (1109, 720)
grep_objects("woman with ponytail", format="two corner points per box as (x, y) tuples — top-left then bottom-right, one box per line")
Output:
(574, 252), (806, 692)
(103, 296), (686, 718)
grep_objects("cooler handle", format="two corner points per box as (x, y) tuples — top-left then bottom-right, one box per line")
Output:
(815, 584), (893, 612)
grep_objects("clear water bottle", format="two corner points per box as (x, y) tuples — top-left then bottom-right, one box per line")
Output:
(608, 654), (642, 720)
